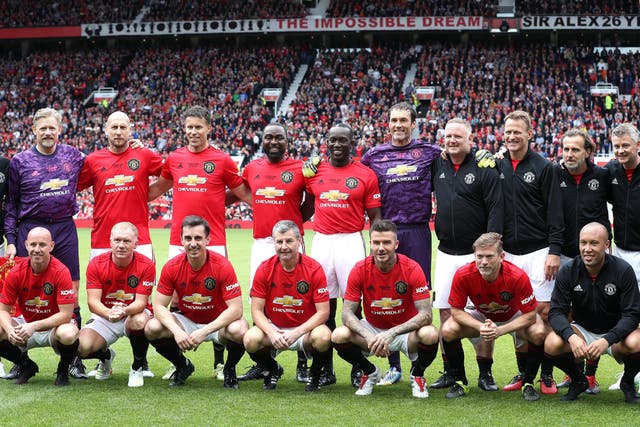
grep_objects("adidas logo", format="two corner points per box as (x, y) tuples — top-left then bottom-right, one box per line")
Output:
(612, 178), (618, 185)
(439, 173), (445, 179)
(560, 181), (567, 187)
(573, 284), (584, 292)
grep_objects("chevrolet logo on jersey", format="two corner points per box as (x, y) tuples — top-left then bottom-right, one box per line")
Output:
(478, 301), (510, 313)
(178, 175), (207, 186)
(105, 290), (135, 301)
(319, 190), (349, 201)
(371, 297), (402, 309)
(183, 293), (212, 304)
(40, 178), (69, 190)
(256, 187), (285, 198)
(25, 296), (49, 307)
(105, 175), (134, 186)
(386, 164), (417, 176)
(272, 295), (304, 307)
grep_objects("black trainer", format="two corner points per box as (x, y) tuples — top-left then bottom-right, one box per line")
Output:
(430, 371), (456, 389)
(55, 362), (70, 387)
(351, 366), (363, 388)
(69, 356), (88, 379)
(522, 383), (540, 401)
(445, 381), (468, 399)
(238, 364), (269, 381)
(319, 369), (336, 387)
(620, 380), (640, 404)
(305, 370), (321, 392)
(169, 359), (195, 387)
(477, 372), (498, 391)
(13, 359), (39, 385)
(296, 363), (309, 383)
(223, 367), (239, 389)
(263, 364), (284, 390)
(561, 379), (589, 401)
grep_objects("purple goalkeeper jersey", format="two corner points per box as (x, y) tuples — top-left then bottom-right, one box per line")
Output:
(5, 144), (84, 244)
(360, 139), (441, 224)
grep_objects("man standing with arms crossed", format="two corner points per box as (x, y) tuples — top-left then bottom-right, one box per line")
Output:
(235, 123), (314, 383)
(305, 123), (382, 385)
(431, 118), (504, 391)
(243, 220), (330, 392)
(149, 106), (251, 379)
(4, 107), (86, 379)
(77, 222), (156, 387)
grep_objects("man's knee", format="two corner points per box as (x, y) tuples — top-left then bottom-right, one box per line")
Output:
(55, 323), (79, 345)
(544, 331), (565, 355)
(242, 326), (265, 353)
(331, 325), (352, 344)
(310, 325), (332, 352)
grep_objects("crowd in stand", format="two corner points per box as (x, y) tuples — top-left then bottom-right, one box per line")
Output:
(1, 40), (639, 220)
(145, 0), (308, 22)
(326, 0), (497, 17)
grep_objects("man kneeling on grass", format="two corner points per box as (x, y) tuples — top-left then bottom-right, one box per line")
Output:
(145, 215), (248, 388)
(440, 232), (546, 401)
(331, 219), (438, 398)
(243, 220), (331, 392)
(545, 222), (640, 403)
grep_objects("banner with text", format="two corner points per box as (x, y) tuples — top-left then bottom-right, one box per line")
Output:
(521, 15), (640, 30)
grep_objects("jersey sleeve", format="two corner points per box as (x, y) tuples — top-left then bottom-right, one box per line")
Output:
(311, 264), (329, 303)
(0, 271), (18, 306)
(219, 259), (242, 301)
(514, 273), (537, 314)
(77, 158), (93, 191)
(148, 150), (164, 176)
(409, 263), (430, 301)
(250, 262), (269, 299)
(4, 159), (21, 245)
(363, 168), (382, 209)
(55, 266), (76, 306)
(448, 270), (468, 309)
(85, 259), (103, 290)
(344, 263), (364, 303)
(221, 154), (243, 190)
(157, 262), (176, 297)
(136, 260), (157, 296)
(160, 155), (174, 180)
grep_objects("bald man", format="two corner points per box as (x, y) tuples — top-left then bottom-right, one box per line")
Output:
(0, 227), (79, 386)
(546, 222), (640, 403)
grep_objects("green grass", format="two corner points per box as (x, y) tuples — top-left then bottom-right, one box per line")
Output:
(0, 229), (636, 426)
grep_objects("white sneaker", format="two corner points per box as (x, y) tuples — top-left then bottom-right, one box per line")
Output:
(0, 361), (5, 378)
(142, 369), (155, 378)
(162, 365), (176, 380)
(128, 368), (144, 387)
(214, 363), (224, 381)
(377, 366), (402, 386)
(87, 363), (98, 377)
(411, 376), (429, 398)
(608, 372), (640, 390)
(355, 367), (380, 396)
(95, 348), (116, 380)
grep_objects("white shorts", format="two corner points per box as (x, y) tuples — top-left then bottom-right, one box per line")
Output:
(463, 309), (525, 348)
(90, 244), (155, 261)
(571, 322), (617, 360)
(433, 251), (475, 309)
(14, 316), (75, 352)
(311, 232), (365, 299)
(505, 247), (554, 302)
(83, 309), (152, 346)
(613, 246), (640, 286)
(173, 312), (221, 344)
(359, 319), (416, 361)
(250, 237), (304, 290)
(168, 244), (226, 260)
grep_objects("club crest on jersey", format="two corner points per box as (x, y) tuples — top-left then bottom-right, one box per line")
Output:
(395, 281), (408, 295)
(62, 162), (73, 173)
(281, 171), (294, 183)
(500, 291), (513, 302)
(126, 159), (139, 171)
(588, 179), (600, 191)
(464, 173), (476, 184)
(127, 275), (139, 289)
(345, 177), (358, 189)
(43, 282), (54, 295)
(204, 277), (216, 290)
(297, 281), (310, 294)
(604, 283), (617, 296)
(411, 149), (422, 159)
(523, 172), (535, 183)
(203, 161), (216, 174)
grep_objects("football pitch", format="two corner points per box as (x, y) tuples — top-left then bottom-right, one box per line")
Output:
(0, 228), (635, 426)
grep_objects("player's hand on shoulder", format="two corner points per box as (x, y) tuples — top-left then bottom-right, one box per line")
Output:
(129, 139), (145, 150)
(5, 244), (16, 260)
(474, 149), (497, 169)
(302, 156), (321, 178)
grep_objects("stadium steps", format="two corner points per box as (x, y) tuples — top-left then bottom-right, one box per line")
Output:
(402, 63), (418, 93)
(277, 64), (309, 118)
(308, 0), (331, 17)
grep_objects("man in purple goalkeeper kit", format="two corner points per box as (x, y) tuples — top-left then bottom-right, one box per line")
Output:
(359, 102), (442, 385)
(4, 107), (86, 379)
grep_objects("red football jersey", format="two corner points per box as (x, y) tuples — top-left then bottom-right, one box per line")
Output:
(78, 147), (163, 248)
(345, 254), (430, 329)
(449, 260), (537, 322)
(242, 158), (306, 239)
(157, 251), (242, 324)
(305, 160), (381, 234)
(86, 252), (156, 309)
(161, 146), (243, 245)
(251, 254), (328, 328)
(0, 256), (75, 322)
